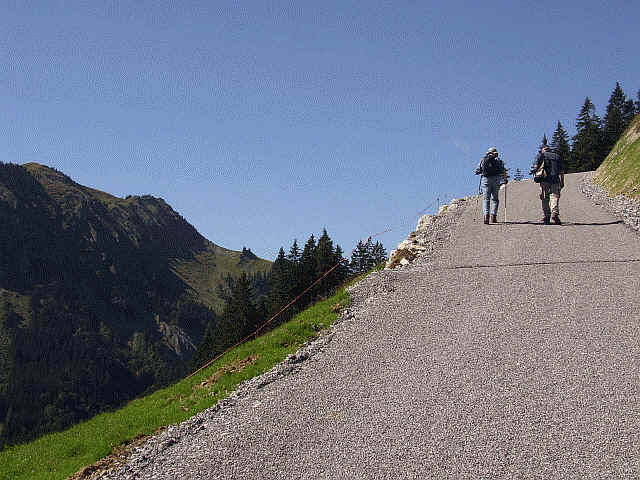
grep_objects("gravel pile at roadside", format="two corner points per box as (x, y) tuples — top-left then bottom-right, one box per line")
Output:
(90, 200), (469, 480)
(581, 172), (640, 233)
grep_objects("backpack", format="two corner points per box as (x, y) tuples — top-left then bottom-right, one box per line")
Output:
(533, 158), (547, 183)
(482, 155), (502, 176)
(534, 152), (552, 183)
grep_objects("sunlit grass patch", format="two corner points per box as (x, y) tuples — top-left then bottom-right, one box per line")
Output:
(595, 115), (640, 199)
(0, 288), (350, 480)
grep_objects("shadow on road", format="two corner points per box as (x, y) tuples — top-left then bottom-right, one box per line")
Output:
(503, 220), (623, 226)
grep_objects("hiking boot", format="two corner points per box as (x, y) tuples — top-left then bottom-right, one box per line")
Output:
(484, 214), (489, 224)
(491, 214), (497, 223)
(551, 215), (562, 225)
(541, 216), (550, 225)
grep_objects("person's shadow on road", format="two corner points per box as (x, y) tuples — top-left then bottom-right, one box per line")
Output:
(503, 220), (623, 226)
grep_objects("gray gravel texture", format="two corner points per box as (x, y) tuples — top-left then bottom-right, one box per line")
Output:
(580, 172), (640, 234)
(102, 173), (640, 479)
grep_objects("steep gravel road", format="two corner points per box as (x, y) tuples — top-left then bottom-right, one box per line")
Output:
(108, 173), (640, 479)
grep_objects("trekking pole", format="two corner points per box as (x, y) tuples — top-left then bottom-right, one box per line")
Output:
(475, 178), (482, 221)
(503, 180), (507, 223)
(502, 168), (509, 223)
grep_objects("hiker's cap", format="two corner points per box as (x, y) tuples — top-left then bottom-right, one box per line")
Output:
(487, 147), (498, 154)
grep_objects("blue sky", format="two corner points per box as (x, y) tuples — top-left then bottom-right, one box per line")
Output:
(3, 1), (639, 261)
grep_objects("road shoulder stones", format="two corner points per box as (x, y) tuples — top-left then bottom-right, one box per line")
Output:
(386, 197), (470, 269)
(581, 171), (640, 234)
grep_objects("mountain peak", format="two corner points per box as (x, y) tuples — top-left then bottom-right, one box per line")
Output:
(0, 161), (271, 445)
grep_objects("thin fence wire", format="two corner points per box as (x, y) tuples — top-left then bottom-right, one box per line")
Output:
(185, 196), (447, 380)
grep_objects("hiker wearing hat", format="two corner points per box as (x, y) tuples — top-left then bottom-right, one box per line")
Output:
(475, 147), (508, 224)
(530, 145), (565, 225)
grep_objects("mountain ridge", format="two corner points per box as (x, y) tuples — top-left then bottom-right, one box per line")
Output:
(0, 161), (270, 446)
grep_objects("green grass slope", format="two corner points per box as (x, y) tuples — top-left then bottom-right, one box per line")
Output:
(173, 244), (271, 312)
(593, 114), (640, 199)
(0, 287), (351, 480)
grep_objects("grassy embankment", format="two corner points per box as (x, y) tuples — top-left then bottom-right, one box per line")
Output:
(0, 284), (356, 480)
(593, 114), (640, 199)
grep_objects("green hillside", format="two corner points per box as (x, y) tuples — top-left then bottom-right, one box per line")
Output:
(173, 245), (270, 313)
(593, 114), (640, 199)
(0, 287), (350, 480)
(0, 162), (270, 447)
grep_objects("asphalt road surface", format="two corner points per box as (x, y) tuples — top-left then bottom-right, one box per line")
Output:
(114, 173), (640, 479)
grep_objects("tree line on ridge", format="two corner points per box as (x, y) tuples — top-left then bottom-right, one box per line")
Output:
(542, 82), (639, 172)
(190, 232), (387, 371)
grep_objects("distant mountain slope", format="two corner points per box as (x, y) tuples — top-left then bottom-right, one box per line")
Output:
(594, 114), (640, 199)
(0, 162), (270, 446)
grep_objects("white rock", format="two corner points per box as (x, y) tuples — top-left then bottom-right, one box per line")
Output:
(416, 214), (433, 231)
(437, 205), (448, 215)
(397, 240), (412, 250)
(400, 258), (410, 266)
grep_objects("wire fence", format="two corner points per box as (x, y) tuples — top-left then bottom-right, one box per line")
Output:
(185, 195), (449, 380)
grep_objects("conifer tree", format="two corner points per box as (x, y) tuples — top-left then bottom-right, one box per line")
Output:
(349, 240), (368, 275)
(286, 239), (302, 304)
(249, 271), (269, 303)
(267, 248), (290, 318)
(622, 99), (636, 128)
(210, 273), (259, 354)
(349, 238), (384, 274)
(333, 245), (349, 285)
(550, 121), (572, 171)
(370, 241), (388, 266)
(636, 90), (640, 115)
(315, 228), (335, 297)
(190, 321), (216, 370)
(299, 234), (317, 304)
(603, 82), (627, 155)
(287, 239), (301, 263)
(216, 274), (235, 304)
(256, 298), (268, 324)
(315, 230), (334, 273)
(571, 97), (604, 171)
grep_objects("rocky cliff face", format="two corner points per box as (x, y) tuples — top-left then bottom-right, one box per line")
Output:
(155, 314), (197, 357)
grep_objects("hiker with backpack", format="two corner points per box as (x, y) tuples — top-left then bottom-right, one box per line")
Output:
(475, 147), (508, 224)
(530, 145), (565, 225)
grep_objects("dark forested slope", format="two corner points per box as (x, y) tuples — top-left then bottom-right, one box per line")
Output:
(0, 162), (270, 446)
